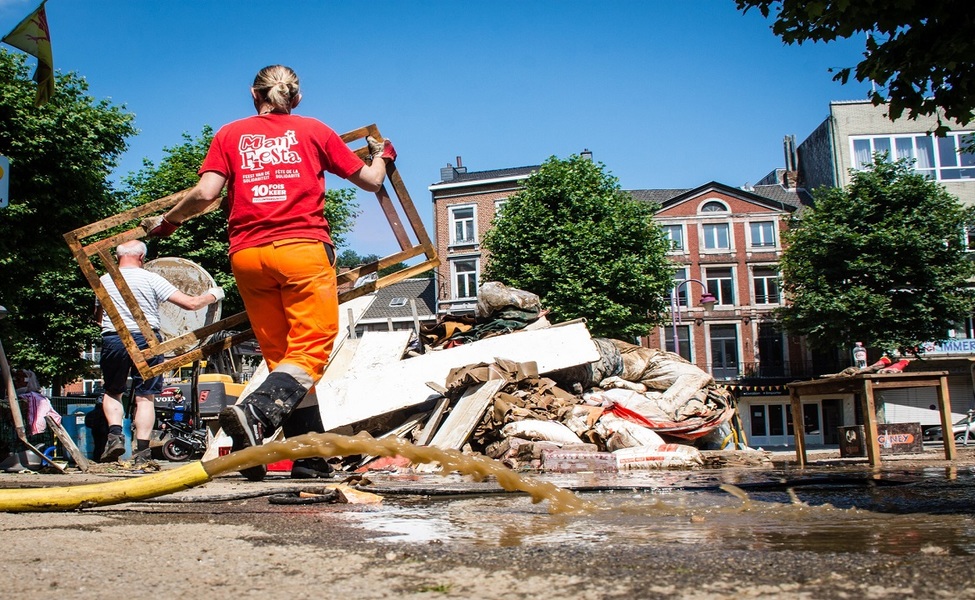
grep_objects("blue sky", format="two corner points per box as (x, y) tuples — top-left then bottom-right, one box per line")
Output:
(1, 0), (870, 256)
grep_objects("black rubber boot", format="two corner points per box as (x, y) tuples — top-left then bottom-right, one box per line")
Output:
(219, 371), (309, 482)
(244, 372), (310, 431)
(291, 457), (334, 479)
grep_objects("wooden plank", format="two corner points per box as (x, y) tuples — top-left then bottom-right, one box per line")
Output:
(414, 396), (450, 446)
(318, 321), (600, 433)
(45, 415), (90, 472)
(353, 410), (430, 469)
(427, 379), (507, 451)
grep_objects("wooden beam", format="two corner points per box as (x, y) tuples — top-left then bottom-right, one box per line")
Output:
(861, 378), (882, 466)
(937, 374), (957, 460)
(789, 388), (806, 467)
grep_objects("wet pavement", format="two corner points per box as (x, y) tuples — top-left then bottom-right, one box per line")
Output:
(1, 447), (974, 598)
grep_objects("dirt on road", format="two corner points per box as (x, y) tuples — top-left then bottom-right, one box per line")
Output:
(0, 446), (973, 599)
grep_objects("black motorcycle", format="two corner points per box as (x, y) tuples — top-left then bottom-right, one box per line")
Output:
(159, 416), (207, 461)
(156, 387), (208, 462)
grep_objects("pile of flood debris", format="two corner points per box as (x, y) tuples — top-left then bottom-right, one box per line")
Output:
(226, 282), (767, 474)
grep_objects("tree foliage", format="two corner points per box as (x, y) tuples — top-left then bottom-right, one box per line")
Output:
(122, 130), (364, 315)
(0, 50), (136, 391)
(482, 155), (673, 339)
(776, 155), (975, 353)
(736, 0), (975, 128)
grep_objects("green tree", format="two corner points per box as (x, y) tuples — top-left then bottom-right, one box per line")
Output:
(736, 0), (975, 129)
(482, 155), (674, 339)
(0, 50), (136, 392)
(122, 130), (364, 315)
(777, 155), (975, 354)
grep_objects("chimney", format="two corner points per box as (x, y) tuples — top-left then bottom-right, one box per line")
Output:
(440, 163), (456, 182)
(440, 158), (468, 182)
(782, 135), (799, 190)
(581, 148), (593, 161)
(783, 135), (795, 171)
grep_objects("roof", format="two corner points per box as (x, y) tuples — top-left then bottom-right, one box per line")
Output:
(628, 181), (813, 212)
(628, 189), (691, 204)
(432, 165), (539, 187)
(359, 278), (436, 322)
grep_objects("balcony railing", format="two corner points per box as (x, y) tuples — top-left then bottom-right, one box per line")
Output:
(700, 361), (830, 381)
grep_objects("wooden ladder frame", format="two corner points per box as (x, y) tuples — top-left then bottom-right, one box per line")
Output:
(63, 124), (438, 380)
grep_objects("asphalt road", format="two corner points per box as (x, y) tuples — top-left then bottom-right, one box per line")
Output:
(1, 447), (974, 599)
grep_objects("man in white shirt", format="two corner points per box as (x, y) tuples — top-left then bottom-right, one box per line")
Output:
(96, 240), (223, 463)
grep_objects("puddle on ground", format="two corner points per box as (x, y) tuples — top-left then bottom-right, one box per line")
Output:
(335, 465), (975, 556)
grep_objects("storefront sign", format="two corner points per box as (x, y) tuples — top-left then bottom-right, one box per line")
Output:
(916, 338), (975, 355)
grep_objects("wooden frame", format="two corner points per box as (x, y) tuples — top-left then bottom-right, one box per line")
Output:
(63, 124), (438, 380)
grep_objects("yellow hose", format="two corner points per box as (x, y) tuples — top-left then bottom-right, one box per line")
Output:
(0, 433), (592, 514)
(0, 461), (211, 512)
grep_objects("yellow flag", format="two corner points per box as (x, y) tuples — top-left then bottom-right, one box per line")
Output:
(2, 1), (54, 106)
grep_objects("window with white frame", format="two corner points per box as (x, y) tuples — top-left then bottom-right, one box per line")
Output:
(700, 200), (728, 213)
(702, 223), (731, 250)
(450, 205), (476, 245)
(672, 266), (689, 307)
(705, 267), (735, 306)
(663, 224), (684, 251)
(451, 258), (478, 299)
(752, 267), (781, 304)
(749, 221), (776, 248)
(850, 132), (975, 181)
(494, 198), (508, 220)
(664, 324), (691, 360)
(709, 323), (739, 380)
(965, 226), (975, 252)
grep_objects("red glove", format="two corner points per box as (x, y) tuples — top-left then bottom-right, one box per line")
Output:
(141, 215), (179, 238)
(879, 359), (910, 374)
(366, 136), (397, 162)
(867, 356), (892, 370)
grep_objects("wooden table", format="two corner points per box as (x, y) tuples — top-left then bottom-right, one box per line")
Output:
(786, 371), (956, 466)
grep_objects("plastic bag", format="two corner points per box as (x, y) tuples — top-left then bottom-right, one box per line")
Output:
(475, 281), (540, 318)
(502, 419), (584, 445)
(614, 444), (703, 470)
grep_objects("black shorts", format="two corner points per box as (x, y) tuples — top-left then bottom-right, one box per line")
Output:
(99, 331), (164, 396)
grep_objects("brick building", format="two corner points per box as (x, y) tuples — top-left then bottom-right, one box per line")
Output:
(428, 158), (539, 315)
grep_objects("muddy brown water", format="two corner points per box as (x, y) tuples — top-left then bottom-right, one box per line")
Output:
(204, 437), (975, 556)
(328, 464), (975, 556)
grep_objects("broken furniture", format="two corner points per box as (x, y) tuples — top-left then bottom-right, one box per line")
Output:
(787, 371), (955, 467)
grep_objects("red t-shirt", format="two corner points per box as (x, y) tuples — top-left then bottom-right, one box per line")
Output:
(200, 113), (365, 254)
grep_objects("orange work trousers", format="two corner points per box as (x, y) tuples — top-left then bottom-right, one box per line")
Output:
(231, 238), (338, 383)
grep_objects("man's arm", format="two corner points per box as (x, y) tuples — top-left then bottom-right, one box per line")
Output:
(167, 287), (223, 311)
